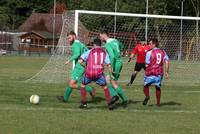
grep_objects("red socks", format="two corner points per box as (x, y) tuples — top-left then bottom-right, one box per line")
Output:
(80, 87), (87, 103)
(156, 89), (161, 106)
(104, 88), (111, 104)
(144, 86), (149, 98)
(81, 87), (111, 105)
(144, 86), (161, 106)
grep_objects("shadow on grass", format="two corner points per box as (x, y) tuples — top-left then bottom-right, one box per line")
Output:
(148, 101), (182, 107)
(111, 99), (142, 110)
(87, 99), (143, 110)
(87, 96), (105, 104)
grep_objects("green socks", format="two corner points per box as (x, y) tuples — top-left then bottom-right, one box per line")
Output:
(64, 82), (127, 102)
(77, 81), (93, 93)
(78, 81), (93, 93)
(63, 86), (73, 102)
(64, 82), (94, 102)
(107, 83), (117, 97)
(108, 83), (127, 102)
(85, 85), (94, 93)
(116, 86), (127, 102)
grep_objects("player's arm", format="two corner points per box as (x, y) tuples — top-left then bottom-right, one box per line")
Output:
(165, 60), (169, 79)
(78, 50), (90, 67)
(107, 65), (112, 74)
(127, 46), (137, 63)
(145, 50), (152, 67)
(66, 44), (81, 64)
(104, 52), (114, 78)
(78, 58), (85, 67)
(127, 53), (136, 63)
(164, 52), (169, 79)
(105, 44), (115, 66)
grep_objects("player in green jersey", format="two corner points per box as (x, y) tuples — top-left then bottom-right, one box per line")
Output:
(57, 31), (95, 102)
(100, 31), (128, 107)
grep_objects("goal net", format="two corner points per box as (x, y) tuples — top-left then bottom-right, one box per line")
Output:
(27, 10), (200, 86)
(25, 11), (76, 84)
(75, 10), (200, 86)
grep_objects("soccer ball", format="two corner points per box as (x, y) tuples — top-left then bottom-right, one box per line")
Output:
(30, 95), (40, 105)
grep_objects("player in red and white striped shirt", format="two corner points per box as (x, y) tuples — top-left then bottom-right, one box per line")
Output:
(143, 38), (169, 106)
(79, 38), (119, 109)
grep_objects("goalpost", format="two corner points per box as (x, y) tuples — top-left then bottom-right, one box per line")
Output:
(26, 10), (200, 85)
(75, 10), (200, 59)
(74, 10), (200, 85)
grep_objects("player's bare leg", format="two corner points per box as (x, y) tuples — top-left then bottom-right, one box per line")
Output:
(68, 79), (78, 89)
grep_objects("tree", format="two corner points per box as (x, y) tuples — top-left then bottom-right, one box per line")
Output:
(0, 6), (9, 30)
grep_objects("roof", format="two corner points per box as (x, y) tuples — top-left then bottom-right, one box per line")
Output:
(18, 13), (63, 34)
(20, 31), (59, 39)
(33, 31), (55, 39)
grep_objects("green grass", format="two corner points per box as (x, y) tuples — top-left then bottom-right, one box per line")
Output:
(0, 56), (200, 134)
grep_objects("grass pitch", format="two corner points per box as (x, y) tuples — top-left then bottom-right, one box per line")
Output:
(0, 56), (200, 134)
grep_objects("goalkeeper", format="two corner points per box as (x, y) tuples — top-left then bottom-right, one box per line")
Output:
(99, 31), (128, 107)
(57, 31), (95, 102)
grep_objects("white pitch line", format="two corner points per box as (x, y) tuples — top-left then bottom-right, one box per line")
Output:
(163, 91), (200, 93)
(184, 91), (200, 93)
(0, 107), (198, 114)
(130, 90), (200, 94)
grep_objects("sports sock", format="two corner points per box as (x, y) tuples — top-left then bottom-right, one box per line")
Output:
(116, 86), (127, 102)
(143, 86), (149, 98)
(130, 73), (136, 84)
(107, 83), (117, 97)
(64, 86), (73, 102)
(80, 87), (87, 103)
(156, 87), (161, 105)
(85, 85), (93, 93)
(104, 87), (111, 104)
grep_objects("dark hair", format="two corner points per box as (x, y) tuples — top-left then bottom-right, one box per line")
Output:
(67, 31), (76, 36)
(93, 38), (102, 46)
(151, 38), (159, 47)
(100, 30), (109, 36)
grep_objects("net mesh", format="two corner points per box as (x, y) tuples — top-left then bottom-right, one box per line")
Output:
(78, 13), (200, 86)
(26, 11), (200, 85)
(25, 11), (75, 83)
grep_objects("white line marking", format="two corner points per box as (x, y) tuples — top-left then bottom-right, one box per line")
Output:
(184, 91), (200, 93)
(131, 90), (200, 94)
(0, 107), (198, 114)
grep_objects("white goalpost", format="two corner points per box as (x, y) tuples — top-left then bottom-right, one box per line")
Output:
(26, 10), (200, 85)
(75, 10), (200, 36)
(74, 10), (200, 85)
(75, 10), (200, 60)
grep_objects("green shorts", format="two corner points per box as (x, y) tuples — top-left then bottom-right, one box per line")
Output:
(109, 60), (123, 81)
(71, 63), (85, 81)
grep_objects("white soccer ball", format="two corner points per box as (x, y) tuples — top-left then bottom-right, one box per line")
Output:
(30, 95), (40, 105)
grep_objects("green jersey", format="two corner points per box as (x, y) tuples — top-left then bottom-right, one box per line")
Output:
(68, 40), (88, 65)
(104, 38), (123, 66)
